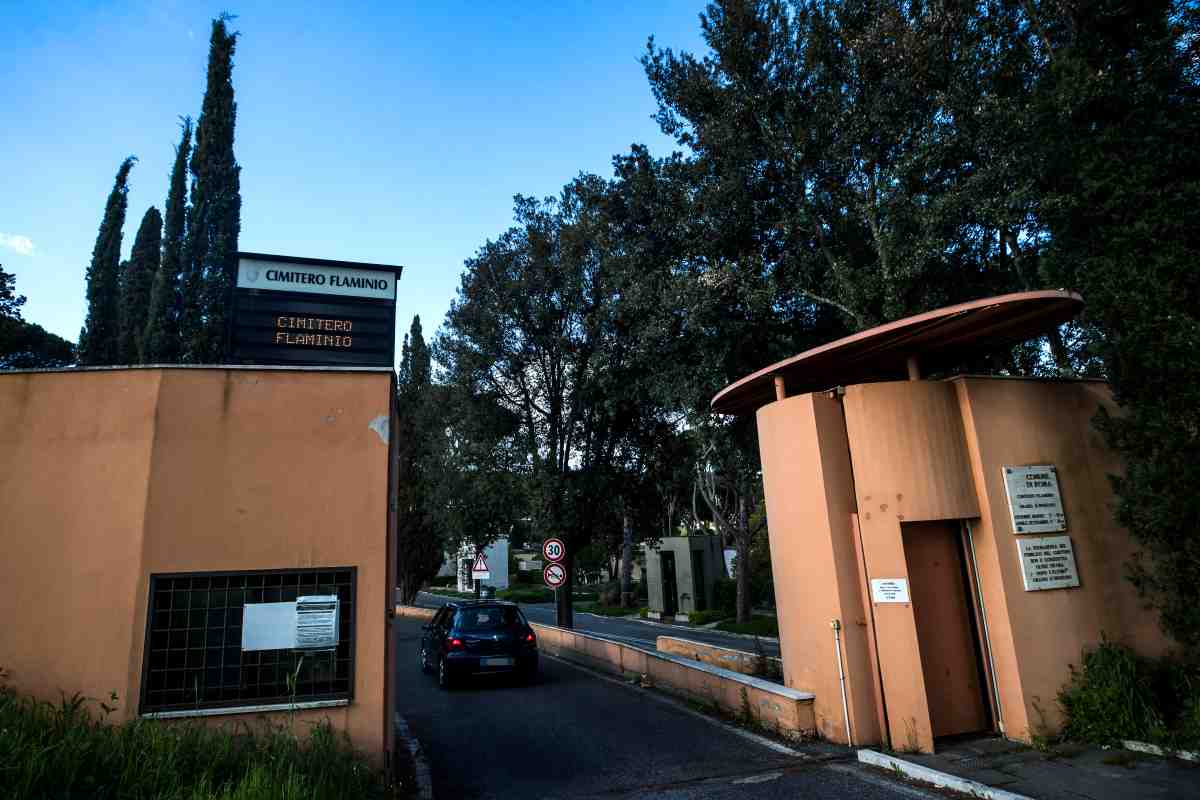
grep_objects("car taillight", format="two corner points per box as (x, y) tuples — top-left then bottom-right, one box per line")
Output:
(447, 637), (464, 651)
(525, 632), (535, 643)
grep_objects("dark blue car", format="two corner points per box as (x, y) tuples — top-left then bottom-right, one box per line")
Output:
(419, 600), (538, 689)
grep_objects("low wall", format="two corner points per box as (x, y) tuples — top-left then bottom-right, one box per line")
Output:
(656, 636), (784, 679)
(396, 606), (437, 621)
(531, 622), (815, 739)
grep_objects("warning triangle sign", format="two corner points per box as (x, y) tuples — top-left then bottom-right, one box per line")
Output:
(471, 553), (489, 575)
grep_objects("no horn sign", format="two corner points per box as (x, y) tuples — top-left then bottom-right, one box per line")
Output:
(543, 562), (566, 589)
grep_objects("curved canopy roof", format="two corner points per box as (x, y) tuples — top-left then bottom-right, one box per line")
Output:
(711, 290), (1083, 415)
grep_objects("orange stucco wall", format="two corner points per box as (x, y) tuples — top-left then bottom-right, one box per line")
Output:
(756, 376), (1168, 753)
(953, 377), (1169, 740)
(757, 392), (880, 745)
(0, 367), (395, 762)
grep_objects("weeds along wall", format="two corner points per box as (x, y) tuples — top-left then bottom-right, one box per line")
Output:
(0, 367), (396, 762)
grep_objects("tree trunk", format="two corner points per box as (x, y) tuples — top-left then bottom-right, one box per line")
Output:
(736, 500), (753, 624)
(1047, 327), (1075, 376)
(620, 508), (634, 608)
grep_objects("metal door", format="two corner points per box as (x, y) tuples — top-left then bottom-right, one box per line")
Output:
(661, 552), (678, 617)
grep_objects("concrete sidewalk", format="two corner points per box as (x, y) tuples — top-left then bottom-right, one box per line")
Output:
(864, 736), (1200, 800)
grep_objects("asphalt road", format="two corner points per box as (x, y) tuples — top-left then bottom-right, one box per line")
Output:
(415, 591), (782, 659)
(395, 617), (931, 799)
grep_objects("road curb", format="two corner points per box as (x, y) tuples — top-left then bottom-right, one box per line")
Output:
(394, 712), (434, 800)
(857, 749), (1032, 800)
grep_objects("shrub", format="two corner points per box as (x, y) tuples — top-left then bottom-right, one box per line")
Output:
(688, 609), (728, 625)
(1056, 639), (1200, 748)
(428, 575), (456, 587)
(498, 587), (554, 604)
(713, 578), (737, 616)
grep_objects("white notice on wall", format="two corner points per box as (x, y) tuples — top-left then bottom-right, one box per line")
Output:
(295, 595), (340, 650)
(1003, 465), (1067, 534)
(242, 602), (298, 651)
(1017, 535), (1081, 591)
(870, 578), (910, 604)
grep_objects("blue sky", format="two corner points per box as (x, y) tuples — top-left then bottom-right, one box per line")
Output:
(1, 0), (707, 354)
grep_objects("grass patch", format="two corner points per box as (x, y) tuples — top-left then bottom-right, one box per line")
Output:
(0, 681), (391, 799)
(715, 615), (779, 637)
(578, 603), (636, 617)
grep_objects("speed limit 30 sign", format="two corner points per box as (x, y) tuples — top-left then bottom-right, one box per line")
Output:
(543, 562), (567, 589)
(542, 537), (566, 563)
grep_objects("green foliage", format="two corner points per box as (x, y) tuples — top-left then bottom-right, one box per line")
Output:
(79, 156), (135, 366)
(144, 117), (192, 364)
(713, 578), (737, 617)
(498, 587), (554, 604)
(715, 615), (778, 637)
(1059, 639), (1200, 750)
(579, 603), (635, 618)
(1022, 0), (1200, 652)
(0, 682), (390, 799)
(395, 316), (446, 605)
(0, 264), (74, 369)
(117, 206), (162, 363)
(687, 609), (727, 625)
(180, 16), (241, 363)
(0, 262), (26, 320)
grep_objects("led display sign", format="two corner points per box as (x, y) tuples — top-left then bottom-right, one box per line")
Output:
(230, 253), (403, 367)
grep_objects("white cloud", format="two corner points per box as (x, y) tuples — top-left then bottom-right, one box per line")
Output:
(0, 233), (35, 256)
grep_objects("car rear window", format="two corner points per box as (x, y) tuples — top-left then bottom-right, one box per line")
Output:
(456, 606), (525, 631)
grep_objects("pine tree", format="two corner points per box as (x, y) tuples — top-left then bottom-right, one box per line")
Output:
(79, 157), (135, 366)
(180, 16), (241, 363)
(117, 206), (162, 364)
(143, 118), (192, 363)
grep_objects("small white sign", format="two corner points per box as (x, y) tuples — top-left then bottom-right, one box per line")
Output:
(295, 595), (340, 650)
(241, 602), (299, 651)
(1017, 535), (1081, 591)
(1003, 465), (1067, 534)
(471, 552), (490, 580)
(870, 578), (910, 604)
(237, 257), (397, 301)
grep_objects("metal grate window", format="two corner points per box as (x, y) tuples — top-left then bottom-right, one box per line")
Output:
(139, 568), (355, 715)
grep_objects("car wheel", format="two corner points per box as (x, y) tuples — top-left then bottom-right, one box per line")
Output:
(437, 657), (452, 690)
(419, 645), (431, 674)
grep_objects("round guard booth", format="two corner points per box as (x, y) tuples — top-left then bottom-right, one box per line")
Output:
(713, 291), (1169, 753)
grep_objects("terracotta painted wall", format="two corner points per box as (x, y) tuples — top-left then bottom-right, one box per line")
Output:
(0, 368), (394, 761)
(758, 392), (880, 745)
(0, 370), (162, 711)
(841, 380), (980, 753)
(953, 377), (1169, 740)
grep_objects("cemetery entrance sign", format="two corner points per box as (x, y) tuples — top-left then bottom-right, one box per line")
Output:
(230, 252), (403, 367)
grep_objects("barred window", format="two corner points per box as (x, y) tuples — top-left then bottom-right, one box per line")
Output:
(139, 568), (355, 715)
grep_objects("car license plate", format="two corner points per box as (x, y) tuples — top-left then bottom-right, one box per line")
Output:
(482, 657), (513, 667)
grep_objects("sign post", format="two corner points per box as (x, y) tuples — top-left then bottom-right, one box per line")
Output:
(470, 552), (490, 598)
(542, 538), (571, 629)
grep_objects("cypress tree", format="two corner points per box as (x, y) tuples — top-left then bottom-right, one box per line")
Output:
(117, 206), (162, 363)
(180, 16), (241, 363)
(79, 156), (135, 366)
(143, 118), (192, 363)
